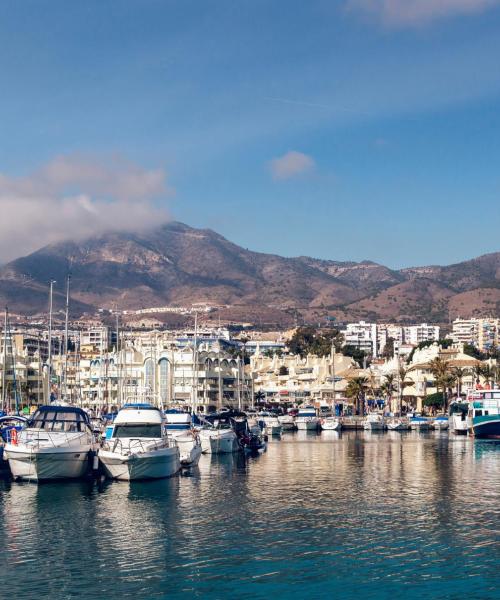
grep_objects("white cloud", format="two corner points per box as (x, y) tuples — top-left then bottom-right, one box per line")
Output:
(269, 151), (315, 180)
(346, 0), (500, 27)
(0, 155), (172, 263)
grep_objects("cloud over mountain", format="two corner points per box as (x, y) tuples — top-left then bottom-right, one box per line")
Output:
(0, 155), (171, 262)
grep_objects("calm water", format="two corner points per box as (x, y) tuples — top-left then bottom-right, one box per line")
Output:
(0, 431), (499, 600)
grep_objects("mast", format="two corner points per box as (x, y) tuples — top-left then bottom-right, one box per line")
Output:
(1, 307), (7, 412)
(116, 311), (121, 407)
(63, 275), (71, 401)
(7, 313), (20, 414)
(46, 280), (55, 404)
(331, 342), (336, 415)
(192, 312), (198, 414)
(217, 351), (223, 411)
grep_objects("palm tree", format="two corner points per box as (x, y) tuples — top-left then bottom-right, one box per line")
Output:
(450, 366), (469, 399)
(398, 366), (414, 415)
(345, 377), (368, 417)
(481, 364), (496, 388)
(428, 357), (453, 412)
(473, 363), (485, 386)
(381, 374), (396, 411)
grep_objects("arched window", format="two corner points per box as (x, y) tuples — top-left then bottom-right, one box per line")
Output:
(159, 358), (169, 403)
(144, 358), (153, 391)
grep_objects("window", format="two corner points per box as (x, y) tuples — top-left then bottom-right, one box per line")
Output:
(113, 424), (162, 438)
(159, 359), (169, 403)
(144, 359), (153, 391)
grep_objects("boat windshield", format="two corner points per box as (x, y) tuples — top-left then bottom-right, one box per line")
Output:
(113, 424), (162, 438)
(30, 410), (88, 432)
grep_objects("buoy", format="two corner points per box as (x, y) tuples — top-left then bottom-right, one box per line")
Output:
(11, 428), (18, 445)
(92, 453), (99, 471)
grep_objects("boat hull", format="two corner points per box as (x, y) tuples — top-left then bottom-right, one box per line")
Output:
(199, 430), (239, 454)
(296, 419), (319, 431)
(321, 420), (341, 431)
(4, 445), (92, 481)
(173, 433), (202, 467)
(470, 417), (500, 439)
(99, 446), (180, 480)
(387, 421), (410, 431)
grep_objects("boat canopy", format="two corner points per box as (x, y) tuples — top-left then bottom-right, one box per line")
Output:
(29, 405), (91, 431)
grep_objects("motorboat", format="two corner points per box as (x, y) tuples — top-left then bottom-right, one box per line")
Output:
(449, 401), (469, 435)
(466, 389), (500, 438)
(433, 414), (449, 430)
(172, 430), (202, 467)
(320, 416), (341, 431)
(3, 405), (96, 482)
(99, 404), (180, 480)
(164, 408), (192, 432)
(409, 415), (431, 431)
(387, 418), (410, 431)
(198, 412), (240, 454)
(259, 413), (282, 436)
(295, 406), (319, 431)
(363, 413), (386, 431)
(277, 414), (296, 431)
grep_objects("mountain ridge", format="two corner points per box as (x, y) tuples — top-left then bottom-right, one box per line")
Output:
(0, 221), (499, 324)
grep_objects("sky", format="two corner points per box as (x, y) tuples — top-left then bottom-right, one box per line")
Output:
(1, 0), (500, 268)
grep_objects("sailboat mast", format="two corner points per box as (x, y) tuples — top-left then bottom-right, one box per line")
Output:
(47, 280), (55, 403)
(192, 312), (198, 414)
(1, 307), (8, 412)
(63, 275), (71, 401)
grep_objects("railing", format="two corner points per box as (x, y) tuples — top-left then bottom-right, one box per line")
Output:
(9, 428), (92, 449)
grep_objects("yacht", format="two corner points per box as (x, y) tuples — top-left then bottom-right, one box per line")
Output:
(0, 415), (28, 472)
(3, 405), (96, 482)
(466, 389), (500, 439)
(99, 404), (180, 480)
(433, 414), (449, 430)
(295, 406), (320, 431)
(320, 416), (341, 431)
(449, 401), (469, 435)
(164, 408), (192, 432)
(198, 413), (240, 454)
(363, 413), (386, 431)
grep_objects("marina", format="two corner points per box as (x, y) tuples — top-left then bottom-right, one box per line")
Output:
(0, 431), (498, 599)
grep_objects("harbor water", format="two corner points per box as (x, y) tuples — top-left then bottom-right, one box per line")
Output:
(0, 431), (499, 599)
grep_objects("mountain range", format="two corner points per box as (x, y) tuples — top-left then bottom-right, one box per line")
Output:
(0, 221), (499, 325)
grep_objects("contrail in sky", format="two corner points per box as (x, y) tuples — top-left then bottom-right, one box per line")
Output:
(265, 96), (369, 115)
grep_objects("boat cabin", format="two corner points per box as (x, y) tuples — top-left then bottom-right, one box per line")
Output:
(112, 404), (163, 439)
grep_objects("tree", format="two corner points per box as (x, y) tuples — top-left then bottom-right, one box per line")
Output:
(398, 366), (414, 414)
(423, 392), (445, 412)
(345, 377), (368, 416)
(481, 364), (496, 387)
(450, 366), (469, 398)
(278, 365), (289, 376)
(288, 327), (343, 358)
(381, 374), (396, 410)
(463, 344), (487, 361)
(428, 357), (454, 412)
(342, 345), (369, 367)
(381, 337), (395, 359)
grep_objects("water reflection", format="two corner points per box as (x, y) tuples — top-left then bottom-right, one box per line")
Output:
(0, 434), (498, 599)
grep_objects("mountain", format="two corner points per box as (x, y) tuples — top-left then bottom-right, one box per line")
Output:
(0, 221), (499, 324)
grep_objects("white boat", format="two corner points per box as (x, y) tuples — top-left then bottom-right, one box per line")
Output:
(296, 406), (319, 431)
(363, 413), (386, 431)
(409, 415), (431, 431)
(164, 409), (192, 432)
(99, 404), (180, 480)
(466, 388), (500, 438)
(4, 405), (96, 482)
(171, 430), (202, 467)
(320, 416), (341, 431)
(199, 427), (239, 454)
(198, 413), (240, 454)
(277, 414), (296, 431)
(262, 415), (282, 436)
(387, 418), (410, 431)
(449, 401), (469, 435)
(433, 414), (449, 430)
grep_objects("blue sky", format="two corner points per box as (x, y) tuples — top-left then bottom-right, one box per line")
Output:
(1, 0), (500, 267)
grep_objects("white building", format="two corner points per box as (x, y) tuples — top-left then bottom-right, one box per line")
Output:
(403, 324), (440, 346)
